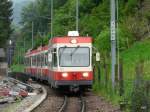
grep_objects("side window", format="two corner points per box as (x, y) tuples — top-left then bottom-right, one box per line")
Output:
(33, 56), (36, 66)
(41, 54), (43, 67)
(29, 57), (31, 66)
(31, 56), (34, 66)
(37, 55), (40, 66)
(26, 58), (28, 66)
(40, 55), (42, 67)
(25, 58), (27, 66)
(41, 54), (43, 66)
(45, 52), (48, 66)
(52, 48), (57, 67)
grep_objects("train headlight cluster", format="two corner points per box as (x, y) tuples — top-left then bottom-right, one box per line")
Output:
(82, 72), (89, 77)
(62, 73), (68, 78)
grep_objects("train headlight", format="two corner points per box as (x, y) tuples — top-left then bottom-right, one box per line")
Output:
(83, 72), (89, 77)
(62, 73), (68, 78)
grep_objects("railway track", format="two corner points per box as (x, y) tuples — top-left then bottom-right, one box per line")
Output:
(58, 95), (86, 112)
(9, 73), (86, 112)
(80, 96), (86, 112)
(8, 72), (121, 112)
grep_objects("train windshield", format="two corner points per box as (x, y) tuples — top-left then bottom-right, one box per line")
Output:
(59, 47), (90, 67)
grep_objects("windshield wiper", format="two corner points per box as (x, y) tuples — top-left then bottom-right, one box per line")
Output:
(70, 45), (80, 57)
(59, 46), (67, 59)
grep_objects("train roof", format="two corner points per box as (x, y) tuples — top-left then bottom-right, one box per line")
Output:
(50, 36), (93, 44)
(25, 45), (48, 57)
(25, 36), (93, 57)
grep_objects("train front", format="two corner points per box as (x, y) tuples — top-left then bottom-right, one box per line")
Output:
(51, 31), (93, 91)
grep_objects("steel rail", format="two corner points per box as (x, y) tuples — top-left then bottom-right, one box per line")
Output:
(80, 95), (86, 112)
(58, 95), (68, 112)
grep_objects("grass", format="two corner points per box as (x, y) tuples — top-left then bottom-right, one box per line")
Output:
(11, 64), (25, 72)
(93, 39), (150, 109)
(121, 39), (150, 80)
(1, 101), (21, 112)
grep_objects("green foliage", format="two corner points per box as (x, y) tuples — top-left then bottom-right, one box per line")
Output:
(131, 81), (150, 112)
(95, 27), (110, 53)
(19, 0), (149, 49)
(121, 39), (150, 65)
(124, 0), (138, 14)
(11, 64), (24, 72)
(95, 25), (134, 54)
(0, 0), (13, 47)
(33, 34), (49, 49)
(16, 0), (150, 109)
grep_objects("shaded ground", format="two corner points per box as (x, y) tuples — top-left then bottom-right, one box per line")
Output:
(33, 87), (121, 112)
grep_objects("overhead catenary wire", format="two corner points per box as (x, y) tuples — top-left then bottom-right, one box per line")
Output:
(51, 0), (53, 39)
(76, 0), (79, 31)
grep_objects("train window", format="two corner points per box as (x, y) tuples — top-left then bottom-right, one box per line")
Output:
(59, 47), (90, 67)
(41, 54), (44, 67)
(39, 55), (41, 67)
(52, 48), (57, 67)
(41, 54), (43, 66)
(32, 56), (33, 66)
(25, 58), (27, 66)
(35, 55), (37, 66)
(37, 55), (38, 66)
(41, 55), (42, 67)
(26, 58), (28, 66)
(25, 58), (26, 66)
(40, 55), (42, 66)
(45, 52), (48, 66)
(30, 57), (31, 66)
(27, 58), (28, 66)
(37, 55), (40, 66)
(32, 56), (36, 66)
(41, 54), (43, 67)
(29, 57), (31, 66)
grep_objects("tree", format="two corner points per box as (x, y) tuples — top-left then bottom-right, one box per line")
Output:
(0, 0), (13, 48)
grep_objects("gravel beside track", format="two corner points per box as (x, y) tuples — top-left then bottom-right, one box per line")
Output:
(85, 91), (121, 112)
(33, 86), (121, 112)
(32, 86), (64, 112)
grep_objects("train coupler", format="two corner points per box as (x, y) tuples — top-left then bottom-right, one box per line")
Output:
(70, 85), (79, 92)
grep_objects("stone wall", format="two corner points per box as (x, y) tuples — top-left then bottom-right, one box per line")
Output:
(0, 63), (7, 77)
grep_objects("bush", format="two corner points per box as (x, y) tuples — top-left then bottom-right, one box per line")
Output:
(95, 25), (133, 54)
(130, 81), (150, 112)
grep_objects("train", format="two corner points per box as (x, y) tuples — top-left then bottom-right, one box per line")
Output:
(24, 31), (98, 91)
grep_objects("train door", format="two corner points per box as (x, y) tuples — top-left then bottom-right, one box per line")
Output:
(52, 48), (57, 82)
(41, 53), (45, 80)
(47, 49), (52, 84)
(37, 55), (40, 79)
(44, 52), (48, 80)
(48, 48), (58, 87)
(40, 54), (42, 79)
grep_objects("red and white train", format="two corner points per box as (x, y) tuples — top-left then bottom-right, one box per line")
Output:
(24, 31), (94, 91)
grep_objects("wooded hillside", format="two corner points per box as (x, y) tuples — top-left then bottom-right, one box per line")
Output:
(0, 0), (13, 48)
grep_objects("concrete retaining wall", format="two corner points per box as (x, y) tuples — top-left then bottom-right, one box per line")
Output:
(0, 63), (7, 77)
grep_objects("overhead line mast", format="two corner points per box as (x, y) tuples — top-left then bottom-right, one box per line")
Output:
(51, 0), (53, 38)
(110, 0), (116, 90)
